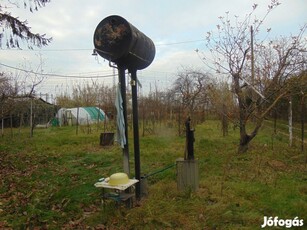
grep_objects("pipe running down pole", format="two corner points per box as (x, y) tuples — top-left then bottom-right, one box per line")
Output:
(130, 69), (141, 200)
(118, 66), (130, 176)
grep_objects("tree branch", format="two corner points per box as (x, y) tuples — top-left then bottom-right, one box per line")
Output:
(0, 8), (52, 48)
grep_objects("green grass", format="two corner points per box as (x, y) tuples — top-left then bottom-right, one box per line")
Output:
(0, 120), (306, 229)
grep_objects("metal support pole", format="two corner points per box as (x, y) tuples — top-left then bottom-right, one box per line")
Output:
(185, 117), (194, 160)
(131, 69), (141, 200)
(118, 66), (130, 175)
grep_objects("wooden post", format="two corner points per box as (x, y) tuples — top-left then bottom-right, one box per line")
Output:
(76, 107), (79, 135)
(30, 98), (33, 137)
(289, 97), (293, 147)
(301, 94), (305, 152)
(1, 108), (3, 137)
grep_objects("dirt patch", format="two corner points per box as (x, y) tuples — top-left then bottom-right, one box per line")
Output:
(267, 160), (287, 171)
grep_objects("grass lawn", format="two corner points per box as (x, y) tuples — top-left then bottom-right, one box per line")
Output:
(0, 120), (306, 229)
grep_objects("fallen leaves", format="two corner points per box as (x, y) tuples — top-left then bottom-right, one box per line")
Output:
(0, 148), (110, 229)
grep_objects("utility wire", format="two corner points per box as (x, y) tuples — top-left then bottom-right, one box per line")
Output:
(156, 39), (204, 46)
(0, 39), (205, 52)
(0, 62), (114, 79)
(1, 48), (92, 52)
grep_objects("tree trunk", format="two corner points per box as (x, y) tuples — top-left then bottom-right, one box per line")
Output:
(238, 134), (250, 153)
(238, 119), (262, 153)
(233, 73), (251, 153)
(238, 122), (251, 153)
(233, 73), (262, 153)
(238, 128), (257, 153)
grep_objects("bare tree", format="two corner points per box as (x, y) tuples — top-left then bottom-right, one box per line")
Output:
(0, 0), (52, 48)
(0, 72), (18, 120)
(0, 58), (46, 136)
(208, 80), (237, 136)
(173, 68), (211, 124)
(56, 81), (116, 110)
(200, 1), (307, 153)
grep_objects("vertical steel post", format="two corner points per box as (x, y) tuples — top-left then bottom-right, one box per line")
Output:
(131, 69), (141, 200)
(185, 117), (194, 160)
(118, 66), (130, 175)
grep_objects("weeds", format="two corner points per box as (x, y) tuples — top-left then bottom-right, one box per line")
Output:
(0, 120), (306, 229)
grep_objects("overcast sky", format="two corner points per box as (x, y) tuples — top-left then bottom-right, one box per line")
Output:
(0, 0), (306, 100)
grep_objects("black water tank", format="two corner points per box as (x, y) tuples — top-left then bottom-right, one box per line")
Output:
(93, 15), (155, 70)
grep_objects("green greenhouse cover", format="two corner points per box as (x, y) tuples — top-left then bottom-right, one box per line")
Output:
(84, 107), (105, 120)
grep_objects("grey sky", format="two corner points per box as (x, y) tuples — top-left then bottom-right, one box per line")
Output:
(0, 0), (306, 99)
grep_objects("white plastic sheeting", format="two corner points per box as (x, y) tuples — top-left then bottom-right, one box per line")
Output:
(56, 107), (107, 126)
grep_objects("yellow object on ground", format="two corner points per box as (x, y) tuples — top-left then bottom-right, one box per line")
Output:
(108, 172), (129, 186)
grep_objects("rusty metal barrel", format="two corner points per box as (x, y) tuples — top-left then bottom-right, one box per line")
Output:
(93, 15), (155, 70)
